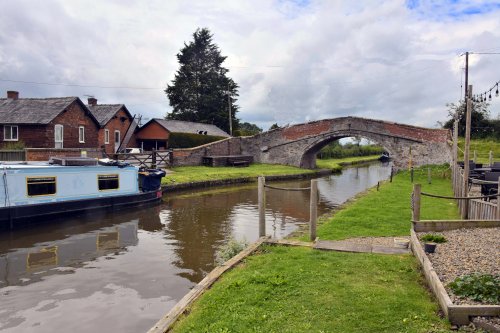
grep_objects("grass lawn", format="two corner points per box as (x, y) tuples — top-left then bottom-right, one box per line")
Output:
(171, 245), (451, 333)
(458, 137), (500, 164)
(316, 155), (380, 171)
(162, 163), (314, 185)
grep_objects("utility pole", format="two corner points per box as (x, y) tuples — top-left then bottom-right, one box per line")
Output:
(464, 52), (469, 100)
(462, 84), (472, 219)
(228, 84), (232, 136)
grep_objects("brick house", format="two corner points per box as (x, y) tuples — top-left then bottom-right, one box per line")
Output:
(86, 97), (137, 154)
(135, 119), (230, 150)
(0, 91), (100, 149)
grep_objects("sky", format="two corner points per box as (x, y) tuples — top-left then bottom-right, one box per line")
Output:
(1, 0), (500, 131)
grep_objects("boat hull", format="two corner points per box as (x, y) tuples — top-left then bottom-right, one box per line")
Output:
(0, 190), (163, 230)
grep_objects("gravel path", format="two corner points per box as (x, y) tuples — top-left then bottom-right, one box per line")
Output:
(417, 227), (500, 305)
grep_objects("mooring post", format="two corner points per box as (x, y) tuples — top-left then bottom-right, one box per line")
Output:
(412, 184), (421, 222)
(258, 176), (266, 237)
(310, 179), (318, 241)
(427, 167), (431, 184)
(390, 166), (393, 183)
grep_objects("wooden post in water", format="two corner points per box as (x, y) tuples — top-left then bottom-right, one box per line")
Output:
(412, 184), (421, 222)
(490, 151), (494, 167)
(309, 179), (318, 241)
(427, 167), (432, 184)
(258, 177), (266, 237)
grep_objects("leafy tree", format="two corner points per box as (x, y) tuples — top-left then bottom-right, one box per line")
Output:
(269, 123), (280, 130)
(165, 28), (239, 134)
(234, 122), (262, 136)
(443, 100), (494, 138)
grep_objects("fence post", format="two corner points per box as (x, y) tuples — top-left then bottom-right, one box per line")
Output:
(427, 167), (431, 184)
(258, 177), (266, 237)
(310, 179), (318, 241)
(490, 151), (494, 167)
(410, 167), (414, 183)
(473, 150), (477, 163)
(412, 184), (421, 222)
(497, 177), (500, 220)
(151, 148), (157, 169)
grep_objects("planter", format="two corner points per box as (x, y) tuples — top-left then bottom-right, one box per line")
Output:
(424, 242), (437, 253)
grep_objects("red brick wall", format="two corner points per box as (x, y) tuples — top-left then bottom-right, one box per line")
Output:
(26, 148), (103, 161)
(136, 121), (170, 140)
(0, 124), (48, 148)
(99, 107), (136, 154)
(48, 101), (100, 148)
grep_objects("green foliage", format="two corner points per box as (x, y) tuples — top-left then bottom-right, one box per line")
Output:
(171, 246), (451, 332)
(215, 238), (249, 265)
(233, 122), (262, 136)
(448, 274), (500, 304)
(317, 141), (384, 159)
(269, 123), (280, 130)
(315, 155), (380, 171)
(421, 234), (447, 243)
(458, 138), (500, 164)
(165, 28), (239, 133)
(1, 140), (26, 150)
(168, 132), (225, 148)
(443, 100), (500, 139)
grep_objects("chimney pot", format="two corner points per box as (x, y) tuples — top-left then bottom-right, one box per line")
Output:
(7, 91), (19, 100)
(88, 97), (97, 106)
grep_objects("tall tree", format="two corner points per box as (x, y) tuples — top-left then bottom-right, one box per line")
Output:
(165, 28), (239, 134)
(443, 100), (493, 138)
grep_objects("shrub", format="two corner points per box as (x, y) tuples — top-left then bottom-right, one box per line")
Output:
(448, 273), (500, 304)
(1, 140), (26, 150)
(215, 238), (249, 265)
(421, 233), (447, 243)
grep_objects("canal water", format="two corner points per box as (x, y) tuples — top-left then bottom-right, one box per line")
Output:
(0, 162), (391, 333)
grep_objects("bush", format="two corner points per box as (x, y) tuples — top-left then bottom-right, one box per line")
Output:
(448, 273), (500, 304)
(420, 234), (447, 243)
(1, 140), (26, 150)
(215, 238), (249, 265)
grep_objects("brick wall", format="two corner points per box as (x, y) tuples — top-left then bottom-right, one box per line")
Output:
(26, 148), (103, 161)
(99, 107), (136, 154)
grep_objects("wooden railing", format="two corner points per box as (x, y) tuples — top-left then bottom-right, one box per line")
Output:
(0, 150), (26, 161)
(106, 150), (171, 169)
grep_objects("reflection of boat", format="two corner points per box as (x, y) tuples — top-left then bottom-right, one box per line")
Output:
(379, 152), (390, 162)
(27, 246), (58, 269)
(0, 157), (166, 230)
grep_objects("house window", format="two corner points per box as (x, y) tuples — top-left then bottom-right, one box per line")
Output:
(4, 125), (18, 141)
(79, 126), (85, 143)
(114, 130), (120, 152)
(104, 129), (109, 144)
(98, 174), (119, 191)
(27, 177), (57, 196)
(54, 124), (63, 149)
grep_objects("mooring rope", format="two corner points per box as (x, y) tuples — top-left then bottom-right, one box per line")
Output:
(421, 192), (500, 200)
(263, 184), (311, 191)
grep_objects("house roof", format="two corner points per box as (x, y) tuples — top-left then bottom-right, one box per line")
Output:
(0, 97), (99, 125)
(145, 119), (230, 137)
(87, 104), (133, 127)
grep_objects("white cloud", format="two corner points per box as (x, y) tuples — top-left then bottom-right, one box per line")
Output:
(0, 0), (499, 130)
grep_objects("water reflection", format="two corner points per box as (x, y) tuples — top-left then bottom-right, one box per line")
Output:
(0, 162), (391, 333)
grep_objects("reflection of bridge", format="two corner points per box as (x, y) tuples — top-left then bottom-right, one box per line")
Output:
(171, 117), (452, 169)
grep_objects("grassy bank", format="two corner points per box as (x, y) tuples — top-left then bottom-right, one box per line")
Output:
(308, 165), (459, 241)
(315, 155), (380, 172)
(458, 138), (500, 164)
(167, 166), (459, 332)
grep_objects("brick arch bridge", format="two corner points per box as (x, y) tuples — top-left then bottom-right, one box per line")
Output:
(171, 117), (452, 169)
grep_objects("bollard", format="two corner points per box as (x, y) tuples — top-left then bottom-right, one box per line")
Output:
(258, 177), (266, 237)
(309, 179), (318, 242)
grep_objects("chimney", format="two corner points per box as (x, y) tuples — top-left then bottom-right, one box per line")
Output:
(88, 97), (97, 106)
(7, 91), (19, 100)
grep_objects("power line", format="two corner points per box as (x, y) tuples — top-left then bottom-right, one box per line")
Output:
(0, 78), (161, 90)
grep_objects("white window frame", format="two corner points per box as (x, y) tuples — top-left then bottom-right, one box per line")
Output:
(79, 126), (85, 143)
(3, 125), (18, 141)
(114, 130), (120, 152)
(54, 124), (64, 149)
(104, 129), (110, 144)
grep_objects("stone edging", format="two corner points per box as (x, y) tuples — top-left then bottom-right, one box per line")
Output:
(147, 236), (270, 333)
(413, 220), (500, 232)
(410, 229), (500, 326)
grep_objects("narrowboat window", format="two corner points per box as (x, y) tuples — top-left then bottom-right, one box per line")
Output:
(98, 174), (119, 190)
(4, 125), (18, 141)
(27, 177), (56, 196)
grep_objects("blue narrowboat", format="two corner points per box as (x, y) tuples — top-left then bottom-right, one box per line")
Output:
(0, 157), (166, 230)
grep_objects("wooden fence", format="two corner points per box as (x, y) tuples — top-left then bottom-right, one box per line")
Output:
(107, 150), (171, 169)
(451, 164), (498, 220)
(0, 150), (26, 161)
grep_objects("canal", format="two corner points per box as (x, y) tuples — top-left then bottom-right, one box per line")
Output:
(0, 162), (391, 332)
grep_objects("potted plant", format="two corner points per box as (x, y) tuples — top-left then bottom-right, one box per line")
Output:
(421, 233), (446, 253)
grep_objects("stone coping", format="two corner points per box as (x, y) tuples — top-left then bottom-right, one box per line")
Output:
(410, 229), (500, 326)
